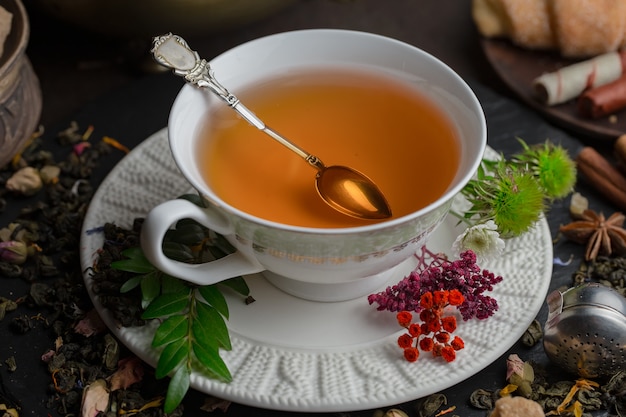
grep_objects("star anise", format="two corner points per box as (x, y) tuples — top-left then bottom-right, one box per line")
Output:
(560, 209), (626, 261)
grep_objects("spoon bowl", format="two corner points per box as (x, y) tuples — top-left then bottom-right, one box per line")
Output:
(316, 166), (392, 219)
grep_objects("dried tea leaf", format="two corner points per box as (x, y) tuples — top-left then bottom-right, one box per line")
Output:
(29, 282), (54, 307)
(469, 388), (496, 410)
(38, 164), (60, 185)
(576, 388), (602, 410)
(521, 320), (543, 347)
(4, 357), (15, 372)
(617, 399), (626, 417)
(103, 334), (120, 371)
(0, 262), (21, 278)
(545, 380), (575, 397)
(200, 396), (231, 413)
(603, 370), (626, 396)
(0, 298), (17, 321)
(416, 393), (447, 417)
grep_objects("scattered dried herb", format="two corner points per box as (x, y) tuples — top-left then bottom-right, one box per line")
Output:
(0, 122), (207, 416)
(470, 358), (626, 416)
(572, 255), (626, 296)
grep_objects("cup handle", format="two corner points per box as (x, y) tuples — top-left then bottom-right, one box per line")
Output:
(140, 198), (264, 285)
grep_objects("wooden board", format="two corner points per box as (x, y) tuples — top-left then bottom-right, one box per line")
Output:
(481, 38), (626, 141)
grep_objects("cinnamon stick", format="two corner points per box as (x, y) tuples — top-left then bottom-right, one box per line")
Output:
(576, 146), (626, 212)
(615, 134), (626, 175)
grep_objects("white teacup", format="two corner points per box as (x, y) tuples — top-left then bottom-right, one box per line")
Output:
(141, 29), (486, 302)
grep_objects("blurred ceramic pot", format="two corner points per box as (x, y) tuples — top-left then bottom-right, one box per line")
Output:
(0, 0), (41, 169)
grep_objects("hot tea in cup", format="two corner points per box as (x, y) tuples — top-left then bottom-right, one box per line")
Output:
(199, 66), (460, 228)
(141, 29), (486, 302)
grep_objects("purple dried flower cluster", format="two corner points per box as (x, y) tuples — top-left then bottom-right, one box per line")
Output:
(367, 250), (503, 321)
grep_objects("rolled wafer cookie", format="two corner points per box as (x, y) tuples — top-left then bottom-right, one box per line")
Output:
(533, 51), (626, 105)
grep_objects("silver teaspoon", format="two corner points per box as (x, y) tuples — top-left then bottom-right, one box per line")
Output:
(151, 33), (392, 220)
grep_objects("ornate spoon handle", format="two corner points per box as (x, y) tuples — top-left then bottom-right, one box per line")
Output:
(151, 33), (323, 170)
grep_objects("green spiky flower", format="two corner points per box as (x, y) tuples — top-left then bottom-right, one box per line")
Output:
(512, 139), (577, 199)
(461, 161), (546, 238)
(457, 138), (576, 240)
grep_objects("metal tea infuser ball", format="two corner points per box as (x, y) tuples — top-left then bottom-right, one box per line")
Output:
(543, 282), (626, 379)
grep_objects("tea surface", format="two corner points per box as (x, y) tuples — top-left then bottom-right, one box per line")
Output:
(198, 67), (460, 228)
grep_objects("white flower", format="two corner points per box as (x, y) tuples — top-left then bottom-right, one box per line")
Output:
(452, 220), (505, 263)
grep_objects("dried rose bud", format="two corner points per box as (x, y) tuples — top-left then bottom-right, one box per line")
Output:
(5, 166), (43, 196)
(73, 141), (91, 156)
(0, 240), (28, 264)
(80, 378), (109, 417)
(39, 164), (61, 185)
(506, 353), (534, 398)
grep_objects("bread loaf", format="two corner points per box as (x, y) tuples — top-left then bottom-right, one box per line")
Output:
(473, 0), (626, 58)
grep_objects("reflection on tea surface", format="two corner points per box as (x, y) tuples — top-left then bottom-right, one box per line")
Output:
(198, 66), (460, 228)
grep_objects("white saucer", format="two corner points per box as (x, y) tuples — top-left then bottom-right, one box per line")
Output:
(80, 128), (553, 412)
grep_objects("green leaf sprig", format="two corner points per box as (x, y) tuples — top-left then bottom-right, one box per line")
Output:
(110, 194), (250, 413)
